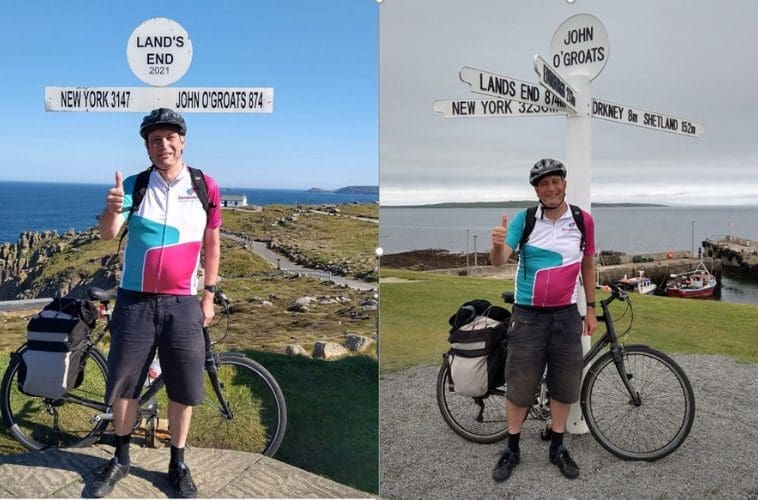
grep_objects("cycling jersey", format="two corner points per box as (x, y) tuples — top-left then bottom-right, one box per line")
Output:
(119, 165), (222, 295)
(505, 205), (595, 307)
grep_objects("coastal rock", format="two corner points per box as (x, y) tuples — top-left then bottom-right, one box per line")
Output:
(360, 298), (378, 311)
(312, 341), (348, 360)
(345, 335), (374, 352)
(285, 344), (310, 357)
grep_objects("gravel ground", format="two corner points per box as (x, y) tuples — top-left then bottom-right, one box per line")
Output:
(379, 354), (758, 499)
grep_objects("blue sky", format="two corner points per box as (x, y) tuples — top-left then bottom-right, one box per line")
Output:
(0, 0), (378, 190)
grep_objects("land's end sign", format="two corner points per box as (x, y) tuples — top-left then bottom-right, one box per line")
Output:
(549, 13), (609, 81)
(127, 17), (193, 87)
(459, 66), (567, 110)
(45, 17), (274, 113)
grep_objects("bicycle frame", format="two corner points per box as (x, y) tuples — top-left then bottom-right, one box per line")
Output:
(583, 288), (642, 406)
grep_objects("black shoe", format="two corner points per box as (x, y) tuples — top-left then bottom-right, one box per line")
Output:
(549, 445), (580, 479)
(168, 461), (198, 498)
(91, 457), (130, 497)
(492, 447), (520, 482)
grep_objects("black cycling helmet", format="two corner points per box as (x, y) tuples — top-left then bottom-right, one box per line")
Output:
(139, 108), (187, 139)
(529, 158), (567, 186)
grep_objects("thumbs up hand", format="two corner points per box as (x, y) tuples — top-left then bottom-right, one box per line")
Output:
(106, 171), (124, 215)
(491, 214), (508, 247)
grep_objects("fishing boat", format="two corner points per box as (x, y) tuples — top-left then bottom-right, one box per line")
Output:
(664, 261), (717, 298)
(615, 270), (657, 295)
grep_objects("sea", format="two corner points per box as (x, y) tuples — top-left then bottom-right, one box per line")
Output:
(0, 181), (378, 246)
(380, 206), (758, 306)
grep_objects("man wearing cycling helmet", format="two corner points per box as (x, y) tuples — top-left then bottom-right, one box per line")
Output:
(489, 158), (596, 482)
(94, 108), (222, 498)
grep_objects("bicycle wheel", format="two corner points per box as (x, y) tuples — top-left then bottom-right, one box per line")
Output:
(436, 356), (509, 443)
(0, 346), (109, 451)
(188, 353), (287, 457)
(581, 344), (695, 461)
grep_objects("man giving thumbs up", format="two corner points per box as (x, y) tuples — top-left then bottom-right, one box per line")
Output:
(94, 108), (222, 498)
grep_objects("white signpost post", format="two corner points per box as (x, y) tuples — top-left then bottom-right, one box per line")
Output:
(45, 17), (274, 113)
(434, 13), (702, 434)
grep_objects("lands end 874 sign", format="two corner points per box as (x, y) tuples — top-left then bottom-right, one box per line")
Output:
(127, 17), (193, 86)
(550, 13), (609, 81)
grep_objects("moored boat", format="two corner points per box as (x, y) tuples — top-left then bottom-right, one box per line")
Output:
(615, 271), (657, 295)
(664, 261), (717, 298)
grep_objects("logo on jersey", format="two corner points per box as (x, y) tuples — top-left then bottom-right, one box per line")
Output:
(178, 187), (198, 202)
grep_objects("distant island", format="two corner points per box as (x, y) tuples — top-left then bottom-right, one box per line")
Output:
(383, 200), (668, 208)
(307, 186), (378, 195)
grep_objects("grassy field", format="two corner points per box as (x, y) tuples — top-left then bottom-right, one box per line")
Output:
(379, 267), (758, 373)
(222, 205), (378, 280)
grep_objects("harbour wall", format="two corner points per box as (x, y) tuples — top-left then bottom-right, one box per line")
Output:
(703, 237), (758, 279)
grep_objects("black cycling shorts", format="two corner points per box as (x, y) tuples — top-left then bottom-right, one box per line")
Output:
(505, 304), (583, 407)
(105, 288), (205, 406)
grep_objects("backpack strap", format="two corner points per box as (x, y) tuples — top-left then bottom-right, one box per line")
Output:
(568, 204), (586, 252)
(518, 206), (538, 252)
(187, 166), (216, 218)
(117, 166), (153, 252)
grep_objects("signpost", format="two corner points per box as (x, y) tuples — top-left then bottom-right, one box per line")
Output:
(45, 17), (274, 114)
(45, 86), (273, 113)
(534, 55), (577, 112)
(432, 98), (561, 118)
(433, 13), (702, 434)
(459, 66), (567, 110)
(592, 98), (702, 137)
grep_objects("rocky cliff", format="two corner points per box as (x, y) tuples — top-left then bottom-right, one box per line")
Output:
(0, 228), (119, 300)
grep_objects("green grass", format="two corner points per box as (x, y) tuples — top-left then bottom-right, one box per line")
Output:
(0, 348), (379, 494)
(250, 350), (378, 493)
(379, 268), (758, 373)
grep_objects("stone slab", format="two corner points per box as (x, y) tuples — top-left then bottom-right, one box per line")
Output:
(0, 444), (372, 498)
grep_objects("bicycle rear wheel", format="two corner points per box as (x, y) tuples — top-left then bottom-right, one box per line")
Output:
(0, 346), (109, 451)
(436, 356), (509, 443)
(581, 344), (695, 461)
(188, 353), (287, 457)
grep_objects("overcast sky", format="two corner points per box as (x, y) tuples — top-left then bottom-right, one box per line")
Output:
(380, 0), (758, 206)
(0, 0), (377, 190)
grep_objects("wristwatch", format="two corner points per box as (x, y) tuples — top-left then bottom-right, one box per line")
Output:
(204, 284), (218, 293)
(586, 301), (596, 309)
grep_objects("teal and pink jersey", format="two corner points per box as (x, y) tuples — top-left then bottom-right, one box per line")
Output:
(119, 166), (222, 295)
(504, 205), (595, 307)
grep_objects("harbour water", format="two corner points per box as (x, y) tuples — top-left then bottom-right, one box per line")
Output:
(0, 181), (378, 245)
(380, 206), (758, 306)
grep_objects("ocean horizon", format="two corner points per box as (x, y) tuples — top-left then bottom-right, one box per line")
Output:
(0, 180), (378, 245)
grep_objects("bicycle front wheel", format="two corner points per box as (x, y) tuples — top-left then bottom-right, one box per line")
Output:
(581, 344), (695, 461)
(436, 356), (509, 444)
(0, 346), (109, 451)
(188, 353), (287, 457)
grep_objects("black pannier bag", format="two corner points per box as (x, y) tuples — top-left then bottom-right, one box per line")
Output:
(446, 300), (510, 397)
(19, 298), (97, 399)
